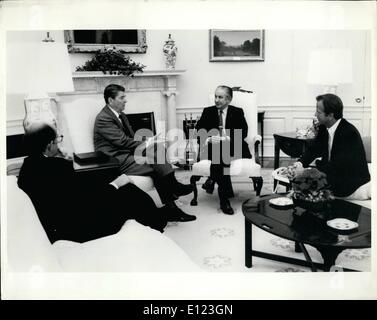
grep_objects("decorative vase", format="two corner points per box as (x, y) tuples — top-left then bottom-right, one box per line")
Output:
(163, 34), (178, 70)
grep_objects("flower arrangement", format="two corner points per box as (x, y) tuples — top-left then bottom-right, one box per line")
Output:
(296, 118), (319, 138)
(76, 46), (146, 76)
(291, 168), (334, 206)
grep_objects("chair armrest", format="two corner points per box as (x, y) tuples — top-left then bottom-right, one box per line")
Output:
(247, 135), (262, 165)
(7, 157), (26, 176)
(251, 134), (262, 145)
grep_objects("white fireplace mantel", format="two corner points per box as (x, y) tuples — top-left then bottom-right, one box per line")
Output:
(70, 69), (185, 145)
(6, 70), (186, 136)
(71, 70), (186, 97)
(72, 70), (186, 79)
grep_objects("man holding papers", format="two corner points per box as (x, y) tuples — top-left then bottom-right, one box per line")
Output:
(94, 84), (196, 222)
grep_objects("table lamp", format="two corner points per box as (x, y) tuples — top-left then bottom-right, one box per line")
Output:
(307, 48), (353, 94)
(7, 32), (74, 132)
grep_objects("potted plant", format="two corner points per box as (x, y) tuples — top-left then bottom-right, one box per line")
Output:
(290, 168), (335, 212)
(76, 45), (146, 76)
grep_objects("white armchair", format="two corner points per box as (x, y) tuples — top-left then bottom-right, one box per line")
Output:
(190, 90), (263, 206)
(60, 97), (155, 193)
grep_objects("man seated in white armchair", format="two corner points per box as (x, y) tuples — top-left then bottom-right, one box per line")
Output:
(285, 93), (370, 200)
(94, 84), (196, 222)
(195, 86), (252, 214)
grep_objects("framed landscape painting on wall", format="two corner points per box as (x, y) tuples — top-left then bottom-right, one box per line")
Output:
(210, 29), (265, 62)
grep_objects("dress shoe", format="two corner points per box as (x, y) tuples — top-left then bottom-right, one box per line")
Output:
(173, 182), (194, 197)
(220, 199), (234, 215)
(202, 178), (215, 194)
(167, 207), (197, 222)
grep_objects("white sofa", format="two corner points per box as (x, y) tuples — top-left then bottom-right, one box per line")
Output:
(5, 97), (202, 272)
(6, 175), (201, 272)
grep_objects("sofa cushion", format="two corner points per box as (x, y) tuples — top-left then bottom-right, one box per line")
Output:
(362, 136), (371, 163)
(7, 176), (200, 273)
(53, 220), (202, 272)
(192, 159), (261, 177)
(6, 176), (62, 272)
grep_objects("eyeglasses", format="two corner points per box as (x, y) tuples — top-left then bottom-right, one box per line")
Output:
(55, 135), (64, 143)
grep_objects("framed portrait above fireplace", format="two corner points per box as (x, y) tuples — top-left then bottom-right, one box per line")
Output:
(64, 30), (147, 53)
(209, 29), (265, 62)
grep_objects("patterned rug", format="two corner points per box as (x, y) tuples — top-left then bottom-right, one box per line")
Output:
(162, 168), (371, 272)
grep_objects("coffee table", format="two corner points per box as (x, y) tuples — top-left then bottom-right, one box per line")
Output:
(243, 194), (371, 272)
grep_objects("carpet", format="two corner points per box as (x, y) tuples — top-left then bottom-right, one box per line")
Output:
(163, 168), (371, 272)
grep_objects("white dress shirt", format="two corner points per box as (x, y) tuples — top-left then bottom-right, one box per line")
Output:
(327, 118), (341, 160)
(218, 106), (228, 137)
(108, 105), (121, 118)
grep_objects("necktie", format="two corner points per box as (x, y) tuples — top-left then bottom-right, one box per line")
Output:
(119, 114), (134, 137)
(218, 109), (224, 136)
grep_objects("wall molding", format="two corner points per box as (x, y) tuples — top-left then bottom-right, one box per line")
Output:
(176, 104), (372, 158)
(176, 105), (371, 111)
(8, 104), (372, 159)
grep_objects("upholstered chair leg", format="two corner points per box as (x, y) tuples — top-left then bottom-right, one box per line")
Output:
(190, 175), (202, 206)
(251, 176), (263, 196)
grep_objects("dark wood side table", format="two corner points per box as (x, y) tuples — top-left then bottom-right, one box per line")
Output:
(273, 132), (314, 169)
(73, 155), (120, 186)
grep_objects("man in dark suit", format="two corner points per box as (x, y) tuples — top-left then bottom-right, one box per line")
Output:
(18, 122), (169, 244)
(195, 86), (251, 214)
(94, 84), (196, 222)
(292, 94), (370, 199)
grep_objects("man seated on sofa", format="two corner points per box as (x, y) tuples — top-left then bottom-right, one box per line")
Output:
(18, 122), (170, 244)
(94, 84), (196, 222)
(287, 93), (370, 200)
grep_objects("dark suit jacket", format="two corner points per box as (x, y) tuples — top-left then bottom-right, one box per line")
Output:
(17, 155), (130, 243)
(195, 105), (251, 160)
(94, 106), (153, 175)
(299, 118), (370, 197)
(17, 155), (167, 243)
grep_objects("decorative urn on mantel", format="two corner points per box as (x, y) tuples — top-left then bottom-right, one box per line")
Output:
(163, 34), (178, 70)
